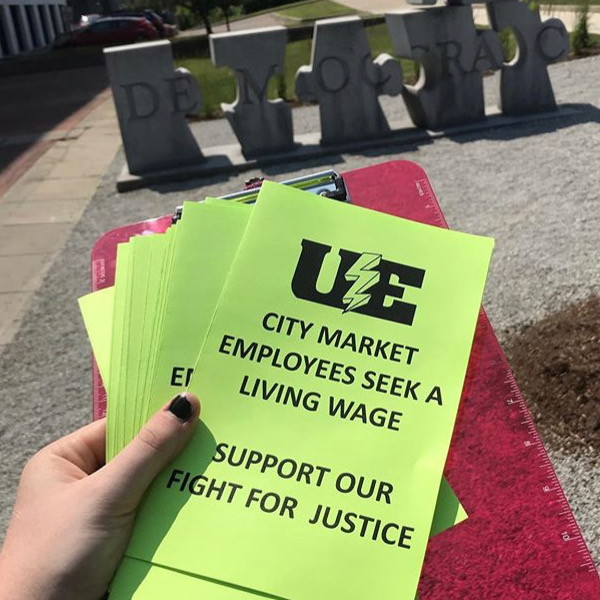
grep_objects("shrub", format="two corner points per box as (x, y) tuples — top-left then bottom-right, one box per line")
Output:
(209, 5), (224, 21)
(571, 1), (591, 56)
(498, 27), (517, 63)
(175, 5), (199, 30)
(276, 73), (287, 101)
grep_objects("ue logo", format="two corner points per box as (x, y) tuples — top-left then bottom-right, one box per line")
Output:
(291, 239), (425, 325)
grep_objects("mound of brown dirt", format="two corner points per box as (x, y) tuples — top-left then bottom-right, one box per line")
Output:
(505, 295), (600, 455)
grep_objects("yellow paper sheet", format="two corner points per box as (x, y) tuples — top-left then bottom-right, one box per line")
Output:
(123, 182), (492, 599)
(79, 286), (115, 385)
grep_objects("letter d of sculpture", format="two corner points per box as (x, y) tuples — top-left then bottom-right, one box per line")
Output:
(104, 40), (204, 176)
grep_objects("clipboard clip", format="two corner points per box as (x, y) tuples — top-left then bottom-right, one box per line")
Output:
(172, 170), (349, 224)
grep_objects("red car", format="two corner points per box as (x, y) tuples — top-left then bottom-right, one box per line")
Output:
(108, 10), (178, 38)
(55, 16), (159, 48)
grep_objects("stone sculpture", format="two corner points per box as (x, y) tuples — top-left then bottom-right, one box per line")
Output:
(296, 16), (403, 145)
(103, 12), (571, 187)
(104, 40), (204, 175)
(209, 26), (294, 157)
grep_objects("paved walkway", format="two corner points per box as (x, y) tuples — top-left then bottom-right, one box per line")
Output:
(0, 96), (120, 355)
(182, 0), (600, 36)
(472, 4), (600, 34)
(0, 66), (109, 193)
(178, 12), (285, 37)
(337, 0), (600, 34)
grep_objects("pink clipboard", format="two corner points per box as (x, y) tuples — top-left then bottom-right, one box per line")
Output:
(90, 160), (599, 599)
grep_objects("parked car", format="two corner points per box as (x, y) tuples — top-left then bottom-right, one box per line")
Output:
(108, 9), (178, 38)
(54, 16), (160, 48)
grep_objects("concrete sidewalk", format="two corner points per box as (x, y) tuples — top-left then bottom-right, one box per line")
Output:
(473, 4), (600, 34)
(179, 11), (285, 37)
(0, 66), (110, 197)
(336, 0), (600, 34)
(0, 96), (121, 355)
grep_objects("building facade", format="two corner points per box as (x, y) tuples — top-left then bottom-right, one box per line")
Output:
(0, 0), (67, 58)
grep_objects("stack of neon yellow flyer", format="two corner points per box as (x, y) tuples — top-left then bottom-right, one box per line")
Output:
(79, 181), (493, 600)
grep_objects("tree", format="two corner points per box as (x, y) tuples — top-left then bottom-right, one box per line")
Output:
(220, 0), (233, 31)
(182, 0), (217, 33)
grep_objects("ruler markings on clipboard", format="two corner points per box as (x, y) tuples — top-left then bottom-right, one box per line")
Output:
(415, 173), (598, 577)
(501, 350), (596, 573)
(415, 178), (447, 228)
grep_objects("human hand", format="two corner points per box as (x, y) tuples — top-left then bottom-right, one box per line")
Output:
(0, 393), (200, 600)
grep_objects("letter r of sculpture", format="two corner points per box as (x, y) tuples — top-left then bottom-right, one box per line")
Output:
(386, 7), (503, 131)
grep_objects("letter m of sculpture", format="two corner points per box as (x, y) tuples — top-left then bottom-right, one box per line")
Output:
(210, 27), (295, 158)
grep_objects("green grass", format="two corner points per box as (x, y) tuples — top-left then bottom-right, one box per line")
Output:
(201, 0), (360, 30)
(177, 23), (418, 118)
(543, 0), (600, 4)
(275, 0), (357, 20)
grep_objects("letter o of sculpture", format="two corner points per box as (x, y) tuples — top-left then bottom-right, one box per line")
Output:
(315, 56), (351, 93)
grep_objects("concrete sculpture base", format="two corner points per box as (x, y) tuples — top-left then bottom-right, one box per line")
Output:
(116, 105), (579, 192)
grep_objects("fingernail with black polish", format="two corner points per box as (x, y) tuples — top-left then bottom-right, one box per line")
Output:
(168, 394), (193, 421)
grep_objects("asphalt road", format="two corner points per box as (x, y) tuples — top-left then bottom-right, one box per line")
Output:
(0, 65), (109, 192)
(0, 54), (599, 572)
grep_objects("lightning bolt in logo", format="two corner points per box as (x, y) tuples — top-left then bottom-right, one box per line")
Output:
(343, 252), (381, 313)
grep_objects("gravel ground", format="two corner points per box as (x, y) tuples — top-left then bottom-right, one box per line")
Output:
(0, 55), (599, 569)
